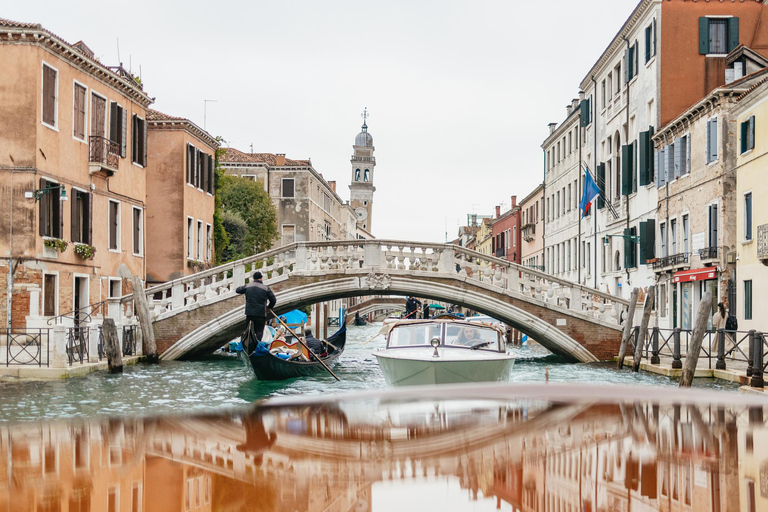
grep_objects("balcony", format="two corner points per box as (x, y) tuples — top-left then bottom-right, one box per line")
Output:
(652, 252), (689, 272)
(522, 223), (535, 242)
(699, 246), (718, 265)
(89, 136), (119, 176)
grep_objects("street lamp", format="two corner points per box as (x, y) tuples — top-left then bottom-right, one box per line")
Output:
(25, 184), (67, 202)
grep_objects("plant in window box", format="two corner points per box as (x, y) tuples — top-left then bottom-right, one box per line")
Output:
(43, 238), (69, 252)
(187, 260), (205, 270)
(73, 243), (96, 260)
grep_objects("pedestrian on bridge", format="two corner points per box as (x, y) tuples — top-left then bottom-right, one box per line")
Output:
(236, 272), (277, 352)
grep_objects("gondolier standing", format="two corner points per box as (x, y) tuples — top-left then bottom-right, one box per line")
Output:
(236, 272), (277, 352)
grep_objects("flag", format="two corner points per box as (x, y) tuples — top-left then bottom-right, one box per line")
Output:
(579, 168), (601, 218)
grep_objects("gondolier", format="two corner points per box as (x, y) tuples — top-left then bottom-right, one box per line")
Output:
(236, 272), (277, 352)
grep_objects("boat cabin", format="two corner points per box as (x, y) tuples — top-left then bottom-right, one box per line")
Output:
(386, 320), (504, 352)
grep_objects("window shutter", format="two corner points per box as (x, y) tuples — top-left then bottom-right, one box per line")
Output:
(42, 66), (56, 126)
(673, 137), (682, 179)
(39, 178), (47, 237)
(705, 121), (712, 164)
(120, 108), (127, 158)
(632, 140), (638, 192)
(624, 49), (630, 83)
(741, 120), (748, 153)
(208, 155), (214, 193)
(699, 17), (710, 55)
(597, 163), (605, 209)
(686, 135), (691, 174)
(645, 26), (651, 63)
(709, 118), (718, 162)
(109, 102), (119, 144)
(580, 99), (590, 127)
(58, 189), (64, 239)
(624, 228), (632, 269)
(71, 190), (78, 242)
(640, 220), (655, 263)
(131, 114), (138, 163)
(202, 154), (209, 192)
(667, 145), (675, 183)
(621, 144), (633, 195)
(142, 119), (148, 166)
(728, 18), (739, 52)
(85, 192), (92, 245)
(639, 132), (649, 186)
(648, 126), (655, 183)
(652, 18), (657, 56)
(749, 115), (755, 150)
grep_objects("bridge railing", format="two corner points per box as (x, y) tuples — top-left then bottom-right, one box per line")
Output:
(119, 239), (629, 325)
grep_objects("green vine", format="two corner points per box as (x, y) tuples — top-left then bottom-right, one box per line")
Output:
(73, 243), (96, 260)
(44, 238), (69, 252)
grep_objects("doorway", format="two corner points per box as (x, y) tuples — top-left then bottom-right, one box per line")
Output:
(73, 276), (89, 329)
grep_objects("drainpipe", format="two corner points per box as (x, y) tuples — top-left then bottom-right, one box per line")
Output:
(624, 36), (632, 289)
(591, 75), (598, 290)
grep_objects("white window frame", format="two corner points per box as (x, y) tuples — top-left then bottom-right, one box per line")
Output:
(132, 206), (143, 256)
(197, 220), (204, 261)
(206, 223), (212, 261)
(744, 190), (753, 242)
(108, 277), (122, 298)
(72, 79), (88, 144)
(108, 199), (121, 253)
(41, 61), (59, 131)
(187, 216), (194, 259)
(42, 271), (59, 318)
(71, 274), (90, 323)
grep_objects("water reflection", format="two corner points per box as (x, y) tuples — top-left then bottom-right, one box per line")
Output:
(2, 385), (764, 511)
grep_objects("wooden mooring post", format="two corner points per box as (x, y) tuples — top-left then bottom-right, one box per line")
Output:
(102, 318), (123, 373)
(617, 288), (639, 369)
(131, 275), (159, 363)
(633, 285), (655, 373)
(679, 291), (712, 388)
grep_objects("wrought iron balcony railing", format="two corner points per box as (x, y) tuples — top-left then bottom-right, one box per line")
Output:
(89, 135), (119, 175)
(653, 252), (689, 270)
(699, 246), (718, 260)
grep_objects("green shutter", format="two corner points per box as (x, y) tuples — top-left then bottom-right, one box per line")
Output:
(741, 120), (748, 153)
(639, 220), (655, 263)
(621, 144), (633, 196)
(624, 228), (632, 269)
(639, 131), (650, 186)
(699, 18), (710, 55)
(648, 126), (655, 183)
(728, 17), (739, 52)
(597, 163), (605, 209)
(580, 99), (590, 127)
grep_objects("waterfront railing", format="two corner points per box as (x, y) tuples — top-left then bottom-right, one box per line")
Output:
(4, 328), (50, 367)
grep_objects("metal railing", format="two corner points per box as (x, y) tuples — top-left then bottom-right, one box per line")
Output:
(5, 328), (49, 366)
(123, 325), (136, 356)
(48, 299), (108, 326)
(699, 246), (718, 260)
(67, 327), (89, 365)
(89, 135), (119, 171)
(652, 253), (689, 270)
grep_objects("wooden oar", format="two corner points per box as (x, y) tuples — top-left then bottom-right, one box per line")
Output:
(270, 310), (340, 381)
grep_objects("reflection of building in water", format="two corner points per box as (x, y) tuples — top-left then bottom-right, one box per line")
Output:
(0, 398), (763, 512)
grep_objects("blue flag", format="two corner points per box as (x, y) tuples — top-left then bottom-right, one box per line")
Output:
(579, 168), (601, 218)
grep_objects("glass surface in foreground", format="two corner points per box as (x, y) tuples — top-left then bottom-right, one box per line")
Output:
(0, 384), (762, 511)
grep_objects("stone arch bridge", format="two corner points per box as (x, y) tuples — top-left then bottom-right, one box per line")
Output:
(345, 297), (406, 322)
(114, 240), (629, 362)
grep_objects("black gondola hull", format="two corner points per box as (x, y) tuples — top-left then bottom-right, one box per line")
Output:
(244, 325), (346, 380)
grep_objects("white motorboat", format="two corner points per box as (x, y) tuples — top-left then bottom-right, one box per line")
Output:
(373, 319), (515, 386)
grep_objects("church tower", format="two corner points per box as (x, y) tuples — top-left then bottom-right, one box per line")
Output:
(349, 108), (376, 233)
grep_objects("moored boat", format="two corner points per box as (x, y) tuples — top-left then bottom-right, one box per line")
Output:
(373, 319), (515, 386)
(239, 324), (347, 380)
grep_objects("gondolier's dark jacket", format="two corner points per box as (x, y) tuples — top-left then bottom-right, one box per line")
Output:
(236, 281), (277, 317)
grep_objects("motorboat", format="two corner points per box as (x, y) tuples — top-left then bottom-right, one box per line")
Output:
(373, 319), (515, 386)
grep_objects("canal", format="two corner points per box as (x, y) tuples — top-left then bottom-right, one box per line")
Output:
(0, 323), (740, 422)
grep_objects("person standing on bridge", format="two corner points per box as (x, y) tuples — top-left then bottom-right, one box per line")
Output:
(236, 272), (277, 351)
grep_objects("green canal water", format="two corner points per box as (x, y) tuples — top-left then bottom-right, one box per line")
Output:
(0, 323), (740, 422)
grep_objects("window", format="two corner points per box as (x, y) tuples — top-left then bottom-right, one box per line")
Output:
(708, 204), (718, 249)
(109, 279), (121, 298)
(282, 178), (295, 198)
(741, 116), (755, 154)
(645, 19), (657, 63)
(187, 217), (193, 259)
(671, 219), (677, 255)
(615, 62), (622, 93)
(197, 220), (203, 260)
(601, 79), (606, 108)
(186, 144), (196, 185)
(745, 192), (753, 241)
(131, 114), (147, 166)
(43, 273), (57, 317)
(73, 82), (87, 141)
(38, 178), (63, 239)
(91, 92), (107, 137)
(354, 168), (360, 181)
(706, 117), (718, 163)
(42, 63), (58, 128)
(700, 17), (739, 55)
(71, 189), (91, 244)
(109, 101), (127, 157)
(625, 41), (638, 81)
(660, 222), (667, 258)
(745, 280), (753, 320)
(567, 183), (572, 211)
(109, 200), (120, 251)
(206, 224), (212, 261)
(323, 192), (330, 211)
(683, 215), (689, 254)
(132, 206), (143, 255)
(607, 73), (613, 101)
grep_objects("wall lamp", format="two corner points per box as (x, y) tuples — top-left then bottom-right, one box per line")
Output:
(25, 184), (67, 202)
(603, 234), (638, 245)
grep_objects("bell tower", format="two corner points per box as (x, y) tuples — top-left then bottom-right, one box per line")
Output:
(349, 107), (376, 233)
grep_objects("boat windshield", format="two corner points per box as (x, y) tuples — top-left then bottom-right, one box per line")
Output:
(444, 324), (500, 351)
(387, 323), (442, 347)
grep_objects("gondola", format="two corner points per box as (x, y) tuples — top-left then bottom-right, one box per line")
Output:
(240, 324), (347, 380)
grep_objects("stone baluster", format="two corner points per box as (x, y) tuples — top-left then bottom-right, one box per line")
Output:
(507, 267), (519, 292)
(570, 286), (582, 312)
(309, 250), (318, 270)
(172, 281), (185, 309)
(295, 243), (308, 271)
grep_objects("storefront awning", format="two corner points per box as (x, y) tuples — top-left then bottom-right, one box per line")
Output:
(673, 267), (718, 283)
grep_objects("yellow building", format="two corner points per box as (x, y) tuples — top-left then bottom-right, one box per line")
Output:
(475, 217), (493, 260)
(733, 79), (768, 334)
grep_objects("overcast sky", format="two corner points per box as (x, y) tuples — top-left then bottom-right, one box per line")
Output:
(7, 0), (639, 242)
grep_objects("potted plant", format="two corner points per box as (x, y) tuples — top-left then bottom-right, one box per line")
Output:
(43, 238), (69, 253)
(73, 243), (97, 260)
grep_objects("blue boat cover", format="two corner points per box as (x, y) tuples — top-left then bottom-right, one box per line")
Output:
(279, 309), (308, 325)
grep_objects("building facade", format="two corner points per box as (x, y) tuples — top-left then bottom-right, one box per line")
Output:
(145, 109), (219, 284)
(519, 184), (544, 272)
(0, 19), (153, 329)
(491, 197), (521, 264)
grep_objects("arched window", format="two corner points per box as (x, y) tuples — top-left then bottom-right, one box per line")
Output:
(355, 169), (361, 181)
(364, 169), (370, 181)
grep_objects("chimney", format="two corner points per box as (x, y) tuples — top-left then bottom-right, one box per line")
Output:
(276, 153), (286, 166)
(578, 91), (585, 101)
(511, 195), (517, 208)
(566, 104), (573, 116)
(328, 180), (336, 192)
(495, 205), (501, 218)
(572, 98), (580, 111)
(548, 123), (557, 135)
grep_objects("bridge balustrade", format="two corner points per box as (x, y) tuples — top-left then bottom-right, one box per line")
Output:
(116, 240), (629, 328)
